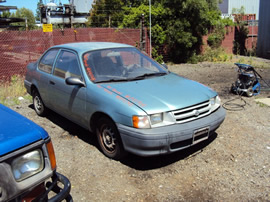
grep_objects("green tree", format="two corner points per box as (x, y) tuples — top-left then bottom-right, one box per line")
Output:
(161, 0), (221, 63)
(232, 6), (249, 55)
(0, 11), (11, 18)
(36, 1), (42, 21)
(207, 13), (234, 49)
(89, 0), (222, 63)
(87, 0), (125, 27)
(11, 8), (36, 30)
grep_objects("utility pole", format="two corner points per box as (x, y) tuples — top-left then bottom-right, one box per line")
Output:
(25, 17), (28, 31)
(149, 0), (152, 57)
(140, 14), (145, 51)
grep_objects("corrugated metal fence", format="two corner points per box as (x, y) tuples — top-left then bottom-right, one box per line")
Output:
(0, 27), (149, 81)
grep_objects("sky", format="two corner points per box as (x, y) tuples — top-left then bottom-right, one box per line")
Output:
(1, 0), (70, 15)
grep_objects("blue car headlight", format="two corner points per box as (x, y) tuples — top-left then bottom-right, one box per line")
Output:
(133, 112), (175, 129)
(11, 150), (44, 182)
(150, 113), (163, 125)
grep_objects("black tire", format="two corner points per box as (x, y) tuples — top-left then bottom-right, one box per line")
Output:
(32, 89), (47, 116)
(96, 117), (126, 160)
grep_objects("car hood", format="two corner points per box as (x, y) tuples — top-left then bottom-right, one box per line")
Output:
(100, 73), (217, 114)
(0, 104), (49, 156)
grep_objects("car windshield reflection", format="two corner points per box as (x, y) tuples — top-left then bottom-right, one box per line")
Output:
(82, 47), (168, 83)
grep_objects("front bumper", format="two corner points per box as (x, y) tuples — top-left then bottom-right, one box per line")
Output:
(117, 107), (226, 157)
(46, 172), (72, 202)
(23, 172), (72, 202)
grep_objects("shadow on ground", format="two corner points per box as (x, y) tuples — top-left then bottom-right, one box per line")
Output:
(28, 104), (97, 146)
(29, 104), (218, 170)
(120, 133), (217, 171)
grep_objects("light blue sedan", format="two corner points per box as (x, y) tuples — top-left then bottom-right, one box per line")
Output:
(25, 42), (226, 160)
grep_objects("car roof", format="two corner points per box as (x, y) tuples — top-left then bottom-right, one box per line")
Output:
(52, 42), (134, 54)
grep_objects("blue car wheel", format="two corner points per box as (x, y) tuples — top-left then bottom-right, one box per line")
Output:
(96, 117), (126, 160)
(33, 89), (47, 116)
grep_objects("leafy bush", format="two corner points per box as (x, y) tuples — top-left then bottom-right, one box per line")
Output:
(207, 32), (224, 48)
(199, 47), (232, 62)
(151, 47), (164, 64)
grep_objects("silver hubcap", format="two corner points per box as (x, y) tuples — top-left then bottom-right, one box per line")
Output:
(34, 96), (42, 112)
(101, 127), (116, 152)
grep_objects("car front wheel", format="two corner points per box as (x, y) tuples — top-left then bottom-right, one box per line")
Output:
(96, 117), (126, 160)
(33, 89), (47, 116)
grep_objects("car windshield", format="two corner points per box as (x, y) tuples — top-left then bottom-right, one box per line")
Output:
(82, 47), (168, 83)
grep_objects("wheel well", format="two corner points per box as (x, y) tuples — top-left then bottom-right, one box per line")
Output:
(30, 85), (38, 96)
(90, 112), (114, 133)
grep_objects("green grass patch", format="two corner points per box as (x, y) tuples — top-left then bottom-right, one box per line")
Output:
(186, 46), (270, 69)
(256, 101), (268, 108)
(0, 75), (28, 106)
(188, 47), (233, 64)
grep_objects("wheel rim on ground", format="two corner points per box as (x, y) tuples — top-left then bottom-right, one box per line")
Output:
(34, 95), (43, 113)
(100, 124), (116, 154)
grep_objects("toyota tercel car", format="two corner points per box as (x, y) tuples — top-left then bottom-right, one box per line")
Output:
(24, 42), (226, 160)
(0, 104), (71, 201)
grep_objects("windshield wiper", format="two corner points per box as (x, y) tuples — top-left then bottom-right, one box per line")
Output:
(95, 72), (167, 83)
(95, 78), (129, 83)
(131, 72), (167, 80)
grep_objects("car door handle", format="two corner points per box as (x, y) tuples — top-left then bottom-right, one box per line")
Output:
(49, 81), (55, 85)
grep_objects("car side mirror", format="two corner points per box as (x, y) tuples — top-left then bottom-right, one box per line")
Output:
(65, 77), (85, 87)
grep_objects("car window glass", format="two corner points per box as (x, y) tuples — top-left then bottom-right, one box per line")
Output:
(39, 49), (58, 73)
(83, 48), (167, 83)
(54, 51), (82, 79)
(122, 52), (157, 72)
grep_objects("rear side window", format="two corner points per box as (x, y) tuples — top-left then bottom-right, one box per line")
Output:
(39, 49), (59, 73)
(54, 50), (82, 79)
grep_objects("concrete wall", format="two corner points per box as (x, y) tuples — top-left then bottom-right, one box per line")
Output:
(257, 0), (270, 59)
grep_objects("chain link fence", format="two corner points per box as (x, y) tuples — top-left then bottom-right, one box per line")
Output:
(0, 27), (149, 81)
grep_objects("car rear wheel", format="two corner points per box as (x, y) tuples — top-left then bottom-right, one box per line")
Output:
(96, 117), (126, 160)
(33, 90), (47, 116)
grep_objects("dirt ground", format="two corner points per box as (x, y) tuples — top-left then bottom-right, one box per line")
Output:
(11, 60), (270, 201)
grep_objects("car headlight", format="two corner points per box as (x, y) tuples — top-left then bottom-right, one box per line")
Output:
(150, 113), (163, 125)
(133, 112), (175, 129)
(132, 115), (150, 128)
(210, 96), (221, 112)
(11, 150), (44, 182)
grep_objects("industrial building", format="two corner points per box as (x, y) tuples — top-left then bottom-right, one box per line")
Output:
(257, 0), (270, 59)
(40, 0), (93, 27)
(219, 0), (260, 20)
(0, 0), (24, 30)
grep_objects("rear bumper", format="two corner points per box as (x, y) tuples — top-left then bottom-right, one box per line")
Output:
(117, 107), (226, 157)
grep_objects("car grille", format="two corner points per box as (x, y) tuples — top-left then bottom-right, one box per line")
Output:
(172, 100), (211, 123)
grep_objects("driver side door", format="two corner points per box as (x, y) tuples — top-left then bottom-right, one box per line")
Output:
(48, 49), (88, 126)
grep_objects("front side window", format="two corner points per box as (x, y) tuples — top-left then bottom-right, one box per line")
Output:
(82, 47), (168, 83)
(39, 49), (59, 73)
(54, 50), (82, 79)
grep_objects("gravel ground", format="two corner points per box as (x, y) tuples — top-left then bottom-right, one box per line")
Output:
(11, 61), (270, 201)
